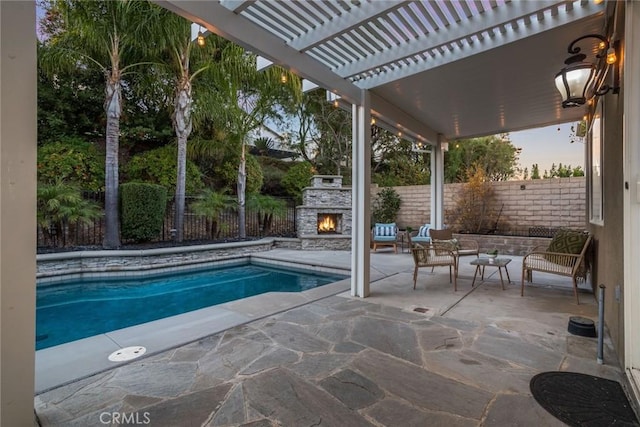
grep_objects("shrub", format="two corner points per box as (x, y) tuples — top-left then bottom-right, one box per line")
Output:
(124, 145), (204, 194)
(282, 161), (314, 203)
(218, 154), (264, 195)
(120, 182), (167, 242)
(190, 189), (236, 239)
(37, 137), (104, 191)
(446, 163), (500, 233)
(372, 187), (402, 224)
(247, 194), (287, 235)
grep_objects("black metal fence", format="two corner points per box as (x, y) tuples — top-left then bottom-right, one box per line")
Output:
(37, 194), (297, 250)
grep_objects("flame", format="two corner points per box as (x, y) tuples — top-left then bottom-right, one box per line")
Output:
(318, 215), (336, 232)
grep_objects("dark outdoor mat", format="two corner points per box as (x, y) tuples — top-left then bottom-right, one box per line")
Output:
(530, 371), (640, 426)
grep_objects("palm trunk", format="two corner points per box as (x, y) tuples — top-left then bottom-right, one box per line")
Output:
(173, 77), (193, 242)
(103, 76), (121, 248)
(237, 143), (247, 239)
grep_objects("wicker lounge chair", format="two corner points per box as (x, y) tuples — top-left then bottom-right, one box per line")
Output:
(521, 231), (592, 304)
(428, 228), (479, 269)
(411, 243), (458, 290)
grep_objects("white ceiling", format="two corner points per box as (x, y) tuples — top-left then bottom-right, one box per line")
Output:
(158, 0), (608, 143)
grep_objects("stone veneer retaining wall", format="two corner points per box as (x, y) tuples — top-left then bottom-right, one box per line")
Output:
(375, 177), (586, 231)
(457, 233), (551, 257)
(37, 238), (302, 280)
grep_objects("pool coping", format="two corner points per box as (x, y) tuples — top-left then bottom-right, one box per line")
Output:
(34, 254), (352, 394)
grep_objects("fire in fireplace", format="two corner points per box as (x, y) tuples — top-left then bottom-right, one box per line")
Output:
(317, 214), (340, 234)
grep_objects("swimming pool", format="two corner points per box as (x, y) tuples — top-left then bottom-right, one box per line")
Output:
(36, 262), (345, 350)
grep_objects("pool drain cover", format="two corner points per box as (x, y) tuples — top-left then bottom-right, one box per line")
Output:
(108, 346), (147, 362)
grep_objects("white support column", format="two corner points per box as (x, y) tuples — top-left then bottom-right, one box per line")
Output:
(350, 90), (371, 297)
(624, 0), (640, 400)
(430, 135), (445, 228)
(1, 1), (37, 425)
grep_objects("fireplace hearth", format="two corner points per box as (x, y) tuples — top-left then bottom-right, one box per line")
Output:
(317, 214), (341, 234)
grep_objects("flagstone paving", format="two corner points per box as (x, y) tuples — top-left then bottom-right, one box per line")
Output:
(35, 251), (629, 426)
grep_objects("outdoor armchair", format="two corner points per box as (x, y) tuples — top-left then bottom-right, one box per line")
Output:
(521, 230), (592, 304)
(411, 243), (458, 291)
(407, 224), (431, 247)
(372, 222), (398, 253)
(428, 228), (479, 269)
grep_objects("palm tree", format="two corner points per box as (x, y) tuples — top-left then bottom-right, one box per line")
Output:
(39, 0), (162, 248)
(253, 136), (275, 156)
(37, 181), (101, 247)
(194, 49), (301, 238)
(190, 189), (235, 239)
(152, 13), (230, 242)
(247, 194), (287, 235)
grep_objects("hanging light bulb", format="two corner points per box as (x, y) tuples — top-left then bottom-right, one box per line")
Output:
(280, 73), (287, 84)
(333, 99), (339, 108)
(371, 117), (376, 125)
(197, 30), (206, 47)
(606, 47), (617, 64)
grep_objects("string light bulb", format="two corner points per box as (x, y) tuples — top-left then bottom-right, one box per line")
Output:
(333, 99), (339, 108)
(371, 117), (376, 125)
(606, 47), (617, 64)
(197, 30), (206, 47)
(280, 73), (287, 84)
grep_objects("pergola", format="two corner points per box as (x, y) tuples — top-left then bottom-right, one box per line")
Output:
(1, 2), (636, 423)
(158, 0), (605, 297)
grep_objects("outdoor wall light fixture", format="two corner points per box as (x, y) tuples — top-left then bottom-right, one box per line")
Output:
(555, 34), (620, 108)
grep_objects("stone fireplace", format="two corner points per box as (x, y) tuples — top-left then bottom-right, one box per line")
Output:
(296, 175), (351, 250)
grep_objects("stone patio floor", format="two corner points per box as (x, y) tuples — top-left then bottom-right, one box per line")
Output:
(35, 249), (630, 426)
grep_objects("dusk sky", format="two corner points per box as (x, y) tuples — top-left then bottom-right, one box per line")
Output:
(510, 122), (585, 175)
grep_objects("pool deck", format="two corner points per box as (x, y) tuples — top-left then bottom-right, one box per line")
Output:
(35, 249), (632, 426)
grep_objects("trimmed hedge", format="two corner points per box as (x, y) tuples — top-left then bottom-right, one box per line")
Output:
(120, 182), (167, 242)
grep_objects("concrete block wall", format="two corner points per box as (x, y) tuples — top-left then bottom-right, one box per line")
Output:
(377, 177), (586, 231)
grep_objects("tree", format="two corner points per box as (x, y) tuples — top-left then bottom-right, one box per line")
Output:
(37, 44), (104, 144)
(372, 129), (430, 186)
(444, 135), (520, 182)
(312, 97), (352, 177)
(446, 164), (500, 233)
(371, 187), (402, 224)
(281, 89), (352, 179)
(39, 0), (162, 248)
(531, 163), (541, 179)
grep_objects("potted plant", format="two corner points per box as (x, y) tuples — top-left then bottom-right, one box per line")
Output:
(486, 249), (498, 262)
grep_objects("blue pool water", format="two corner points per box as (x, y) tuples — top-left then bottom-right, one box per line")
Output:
(36, 262), (345, 350)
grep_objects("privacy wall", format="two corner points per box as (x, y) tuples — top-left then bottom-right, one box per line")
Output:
(377, 177), (586, 232)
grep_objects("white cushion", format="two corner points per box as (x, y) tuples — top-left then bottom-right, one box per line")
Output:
(418, 224), (431, 237)
(374, 223), (396, 237)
